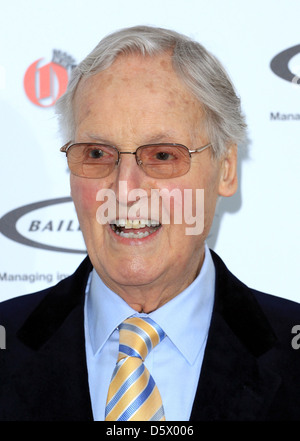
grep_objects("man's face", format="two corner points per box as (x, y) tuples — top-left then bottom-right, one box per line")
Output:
(70, 53), (237, 311)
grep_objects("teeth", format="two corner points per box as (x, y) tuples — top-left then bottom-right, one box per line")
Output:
(118, 231), (150, 238)
(111, 219), (161, 238)
(114, 219), (160, 229)
(117, 219), (126, 227)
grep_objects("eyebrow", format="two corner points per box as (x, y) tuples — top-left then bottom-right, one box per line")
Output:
(81, 133), (114, 145)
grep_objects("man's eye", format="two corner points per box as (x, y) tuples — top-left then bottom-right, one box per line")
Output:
(155, 151), (175, 161)
(88, 149), (104, 159)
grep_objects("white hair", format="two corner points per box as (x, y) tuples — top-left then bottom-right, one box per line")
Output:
(55, 25), (247, 157)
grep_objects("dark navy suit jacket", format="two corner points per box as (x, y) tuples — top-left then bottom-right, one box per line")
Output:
(0, 251), (300, 421)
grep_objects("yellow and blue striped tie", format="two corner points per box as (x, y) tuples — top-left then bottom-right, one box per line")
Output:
(105, 317), (166, 421)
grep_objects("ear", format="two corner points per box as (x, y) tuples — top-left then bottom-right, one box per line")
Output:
(218, 143), (238, 197)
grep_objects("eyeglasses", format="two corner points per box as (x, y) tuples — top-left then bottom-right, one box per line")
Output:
(60, 141), (212, 179)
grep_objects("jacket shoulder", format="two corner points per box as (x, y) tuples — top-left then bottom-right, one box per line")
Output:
(0, 288), (50, 331)
(0, 256), (92, 333)
(210, 248), (300, 318)
(210, 249), (300, 352)
(253, 289), (300, 345)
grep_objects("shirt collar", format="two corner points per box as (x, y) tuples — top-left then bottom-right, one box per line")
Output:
(86, 243), (215, 365)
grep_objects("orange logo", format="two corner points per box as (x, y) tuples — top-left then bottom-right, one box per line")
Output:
(24, 58), (69, 107)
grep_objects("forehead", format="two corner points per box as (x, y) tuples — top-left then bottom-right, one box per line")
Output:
(73, 53), (205, 140)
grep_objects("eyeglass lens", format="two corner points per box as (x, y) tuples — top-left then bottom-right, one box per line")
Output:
(66, 143), (191, 179)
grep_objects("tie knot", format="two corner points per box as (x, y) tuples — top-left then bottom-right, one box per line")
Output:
(118, 317), (165, 362)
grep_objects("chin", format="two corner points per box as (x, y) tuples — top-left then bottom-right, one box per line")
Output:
(97, 255), (162, 290)
(114, 261), (158, 286)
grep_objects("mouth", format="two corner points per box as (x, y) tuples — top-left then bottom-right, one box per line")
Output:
(110, 219), (161, 239)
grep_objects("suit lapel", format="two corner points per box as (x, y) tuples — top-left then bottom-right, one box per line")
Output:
(190, 251), (281, 421)
(15, 257), (94, 421)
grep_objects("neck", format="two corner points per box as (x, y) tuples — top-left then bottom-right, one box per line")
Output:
(99, 250), (205, 313)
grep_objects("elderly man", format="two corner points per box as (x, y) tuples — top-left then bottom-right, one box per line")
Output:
(0, 26), (300, 422)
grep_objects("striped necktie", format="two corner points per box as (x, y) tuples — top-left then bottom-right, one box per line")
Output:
(105, 316), (166, 421)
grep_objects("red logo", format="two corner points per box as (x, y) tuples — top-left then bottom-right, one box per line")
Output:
(24, 58), (69, 107)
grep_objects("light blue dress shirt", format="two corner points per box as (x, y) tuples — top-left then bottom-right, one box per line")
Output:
(84, 243), (215, 421)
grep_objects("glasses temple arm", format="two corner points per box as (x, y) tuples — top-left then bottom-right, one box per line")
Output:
(189, 143), (212, 154)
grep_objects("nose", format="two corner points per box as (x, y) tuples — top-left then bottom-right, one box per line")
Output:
(113, 152), (148, 209)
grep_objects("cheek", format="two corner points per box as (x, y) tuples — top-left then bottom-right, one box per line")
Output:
(71, 177), (101, 217)
(156, 166), (220, 231)
(153, 181), (188, 226)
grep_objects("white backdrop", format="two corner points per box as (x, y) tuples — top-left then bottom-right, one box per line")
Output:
(0, 0), (299, 303)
